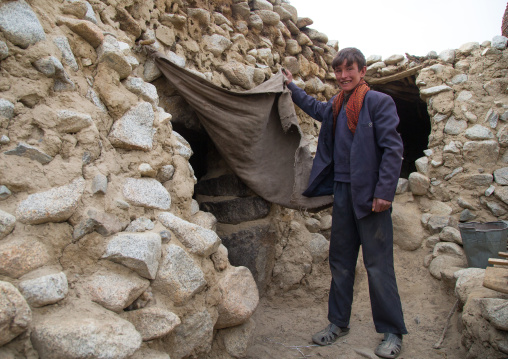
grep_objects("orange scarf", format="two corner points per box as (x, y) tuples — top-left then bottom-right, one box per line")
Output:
(332, 80), (370, 135)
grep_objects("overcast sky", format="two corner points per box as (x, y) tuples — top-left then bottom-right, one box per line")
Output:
(287, 0), (507, 59)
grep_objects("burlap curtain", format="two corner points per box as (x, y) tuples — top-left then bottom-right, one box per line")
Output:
(153, 51), (332, 210)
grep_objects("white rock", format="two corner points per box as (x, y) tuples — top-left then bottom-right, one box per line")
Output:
(152, 244), (207, 305)
(108, 102), (155, 151)
(216, 266), (259, 329)
(121, 306), (181, 341)
(0, 209), (15, 240)
(0, 281), (31, 346)
(420, 85), (453, 97)
(85, 268), (149, 312)
(465, 124), (493, 140)
(97, 35), (131, 79)
(158, 212), (221, 256)
(102, 232), (162, 279)
(18, 272), (68, 308)
(408, 172), (430, 195)
(438, 49), (455, 64)
(492, 35), (508, 50)
(307, 233), (329, 263)
(56, 110), (93, 133)
(16, 178), (85, 224)
(123, 77), (159, 107)
(123, 178), (171, 210)
(31, 306), (142, 359)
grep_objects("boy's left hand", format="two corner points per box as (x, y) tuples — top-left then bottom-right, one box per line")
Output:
(372, 198), (391, 212)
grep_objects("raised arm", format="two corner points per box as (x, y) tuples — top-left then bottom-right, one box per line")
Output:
(284, 69), (332, 123)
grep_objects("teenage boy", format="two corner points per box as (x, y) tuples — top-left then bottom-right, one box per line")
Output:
(284, 47), (407, 359)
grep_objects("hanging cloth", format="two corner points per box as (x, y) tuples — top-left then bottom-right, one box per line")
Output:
(152, 51), (333, 210)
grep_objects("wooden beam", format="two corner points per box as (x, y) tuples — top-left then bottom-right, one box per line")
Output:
(488, 258), (508, 266)
(366, 65), (423, 85)
(376, 83), (421, 95)
(372, 87), (420, 103)
(483, 266), (508, 294)
(499, 252), (508, 258)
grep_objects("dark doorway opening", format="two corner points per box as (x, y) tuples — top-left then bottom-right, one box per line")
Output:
(171, 122), (211, 181)
(369, 75), (431, 179)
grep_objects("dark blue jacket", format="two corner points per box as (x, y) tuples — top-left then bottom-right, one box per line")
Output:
(288, 82), (403, 219)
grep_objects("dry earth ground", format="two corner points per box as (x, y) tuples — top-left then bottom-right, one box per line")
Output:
(247, 246), (467, 359)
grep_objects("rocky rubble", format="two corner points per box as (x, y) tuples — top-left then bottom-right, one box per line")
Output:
(0, 0), (507, 358)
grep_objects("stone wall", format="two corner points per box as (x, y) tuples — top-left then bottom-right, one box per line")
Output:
(0, 0), (336, 358)
(0, 0), (507, 358)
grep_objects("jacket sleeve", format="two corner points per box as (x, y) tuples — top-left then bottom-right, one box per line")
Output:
(287, 82), (331, 123)
(370, 95), (403, 202)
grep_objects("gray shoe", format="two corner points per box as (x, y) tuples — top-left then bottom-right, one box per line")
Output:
(311, 323), (349, 346)
(374, 333), (402, 359)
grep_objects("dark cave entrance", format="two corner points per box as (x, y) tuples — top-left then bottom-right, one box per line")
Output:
(173, 122), (211, 181)
(369, 74), (431, 179)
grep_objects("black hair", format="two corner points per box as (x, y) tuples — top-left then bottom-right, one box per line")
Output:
(331, 47), (366, 70)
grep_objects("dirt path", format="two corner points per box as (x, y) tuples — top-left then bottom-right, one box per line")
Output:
(247, 246), (467, 359)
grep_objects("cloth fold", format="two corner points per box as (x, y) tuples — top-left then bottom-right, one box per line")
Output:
(153, 51), (332, 210)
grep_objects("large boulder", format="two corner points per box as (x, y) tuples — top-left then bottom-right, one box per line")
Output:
(30, 304), (142, 359)
(215, 266), (259, 329)
(392, 199), (425, 251)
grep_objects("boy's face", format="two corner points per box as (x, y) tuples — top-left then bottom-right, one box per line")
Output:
(334, 60), (367, 94)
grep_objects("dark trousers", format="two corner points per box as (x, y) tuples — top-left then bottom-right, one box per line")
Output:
(328, 182), (407, 335)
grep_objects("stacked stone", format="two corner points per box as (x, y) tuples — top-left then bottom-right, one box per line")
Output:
(414, 38), (508, 358)
(366, 53), (411, 77)
(0, 0), (507, 357)
(0, 1), (262, 358)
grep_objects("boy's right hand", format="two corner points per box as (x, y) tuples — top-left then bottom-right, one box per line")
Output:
(282, 68), (293, 85)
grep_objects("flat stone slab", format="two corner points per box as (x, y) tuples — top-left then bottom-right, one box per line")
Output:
(4, 142), (53, 164)
(200, 196), (271, 224)
(218, 222), (276, 294)
(420, 85), (452, 97)
(16, 177), (85, 224)
(194, 174), (252, 197)
(123, 178), (171, 210)
(56, 16), (103, 48)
